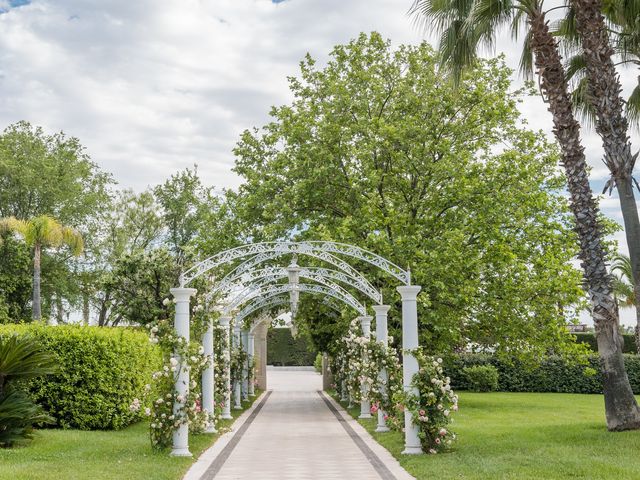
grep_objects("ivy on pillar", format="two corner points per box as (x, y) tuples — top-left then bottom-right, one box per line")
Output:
(397, 285), (423, 455)
(241, 330), (249, 401)
(248, 332), (255, 396)
(219, 315), (233, 420)
(169, 287), (197, 457)
(201, 315), (216, 433)
(372, 304), (391, 433)
(233, 323), (242, 409)
(358, 315), (373, 419)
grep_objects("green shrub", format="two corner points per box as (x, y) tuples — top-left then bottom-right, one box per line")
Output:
(462, 365), (499, 392)
(314, 353), (323, 373)
(267, 328), (317, 366)
(574, 332), (637, 353)
(0, 324), (161, 430)
(445, 353), (640, 394)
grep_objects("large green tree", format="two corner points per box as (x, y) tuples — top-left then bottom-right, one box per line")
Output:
(231, 33), (585, 361)
(0, 122), (112, 322)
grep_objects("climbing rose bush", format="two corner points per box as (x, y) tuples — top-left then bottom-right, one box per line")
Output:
(131, 289), (217, 450)
(393, 349), (458, 453)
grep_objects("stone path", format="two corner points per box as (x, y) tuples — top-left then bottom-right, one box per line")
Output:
(186, 370), (414, 480)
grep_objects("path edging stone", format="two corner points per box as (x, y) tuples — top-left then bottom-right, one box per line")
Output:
(319, 390), (416, 480)
(182, 391), (269, 480)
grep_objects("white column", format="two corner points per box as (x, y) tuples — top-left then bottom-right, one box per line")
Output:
(233, 324), (242, 409)
(169, 287), (197, 457)
(219, 315), (232, 420)
(397, 285), (423, 455)
(373, 304), (391, 432)
(358, 315), (373, 419)
(241, 330), (249, 401)
(248, 332), (256, 396)
(201, 316), (216, 433)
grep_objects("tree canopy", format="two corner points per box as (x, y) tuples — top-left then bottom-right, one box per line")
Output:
(230, 32), (585, 359)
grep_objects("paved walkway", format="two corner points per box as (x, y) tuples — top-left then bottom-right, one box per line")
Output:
(186, 370), (414, 480)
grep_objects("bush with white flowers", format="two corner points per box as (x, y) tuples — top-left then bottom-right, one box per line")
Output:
(392, 349), (458, 454)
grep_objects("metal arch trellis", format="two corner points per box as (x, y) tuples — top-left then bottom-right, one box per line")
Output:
(180, 241), (410, 287)
(241, 293), (346, 326)
(214, 266), (382, 304)
(227, 282), (366, 315)
(216, 250), (380, 300)
(224, 275), (362, 313)
(234, 283), (366, 322)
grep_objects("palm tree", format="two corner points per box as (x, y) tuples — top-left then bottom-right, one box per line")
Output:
(558, 1), (640, 372)
(410, 0), (640, 430)
(0, 216), (83, 321)
(0, 334), (57, 446)
(611, 253), (640, 352)
(612, 254), (636, 308)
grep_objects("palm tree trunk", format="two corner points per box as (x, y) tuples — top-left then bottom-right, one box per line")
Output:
(32, 243), (42, 321)
(571, 0), (640, 356)
(528, 8), (640, 430)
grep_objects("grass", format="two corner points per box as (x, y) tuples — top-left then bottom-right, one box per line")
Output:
(0, 392), (262, 480)
(334, 391), (640, 480)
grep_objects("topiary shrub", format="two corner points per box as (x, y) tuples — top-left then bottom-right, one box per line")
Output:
(0, 324), (161, 430)
(462, 365), (499, 392)
(267, 328), (317, 366)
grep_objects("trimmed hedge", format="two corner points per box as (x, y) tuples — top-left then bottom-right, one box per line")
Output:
(0, 324), (161, 430)
(267, 328), (317, 366)
(445, 353), (640, 394)
(574, 332), (637, 354)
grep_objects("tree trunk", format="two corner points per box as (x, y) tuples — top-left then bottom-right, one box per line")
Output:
(572, 0), (640, 356)
(82, 292), (90, 325)
(528, 9), (640, 430)
(32, 243), (41, 321)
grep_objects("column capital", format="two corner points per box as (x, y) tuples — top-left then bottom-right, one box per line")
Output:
(219, 315), (231, 327)
(170, 287), (197, 302)
(372, 304), (391, 315)
(396, 285), (422, 300)
(357, 315), (373, 325)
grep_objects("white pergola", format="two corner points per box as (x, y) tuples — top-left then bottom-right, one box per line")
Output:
(169, 241), (422, 456)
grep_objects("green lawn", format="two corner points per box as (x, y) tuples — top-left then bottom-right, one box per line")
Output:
(337, 392), (640, 480)
(0, 392), (262, 480)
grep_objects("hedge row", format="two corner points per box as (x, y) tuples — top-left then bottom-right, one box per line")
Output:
(574, 332), (637, 354)
(267, 328), (317, 366)
(0, 324), (161, 430)
(445, 353), (640, 394)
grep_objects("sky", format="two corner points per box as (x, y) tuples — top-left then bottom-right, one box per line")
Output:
(0, 0), (638, 325)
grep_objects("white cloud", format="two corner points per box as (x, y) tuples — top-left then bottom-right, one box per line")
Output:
(1, 0), (639, 325)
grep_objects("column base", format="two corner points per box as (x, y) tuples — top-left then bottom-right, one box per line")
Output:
(221, 413), (233, 420)
(402, 446), (423, 455)
(233, 405), (242, 410)
(358, 413), (372, 419)
(375, 425), (390, 433)
(170, 447), (192, 457)
(204, 425), (217, 434)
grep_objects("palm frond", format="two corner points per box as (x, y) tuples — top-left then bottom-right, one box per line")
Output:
(565, 54), (587, 81)
(0, 335), (59, 387)
(62, 227), (84, 256)
(627, 83), (640, 128)
(0, 387), (54, 447)
(518, 28), (535, 78)
(571, 77), (597, 128)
